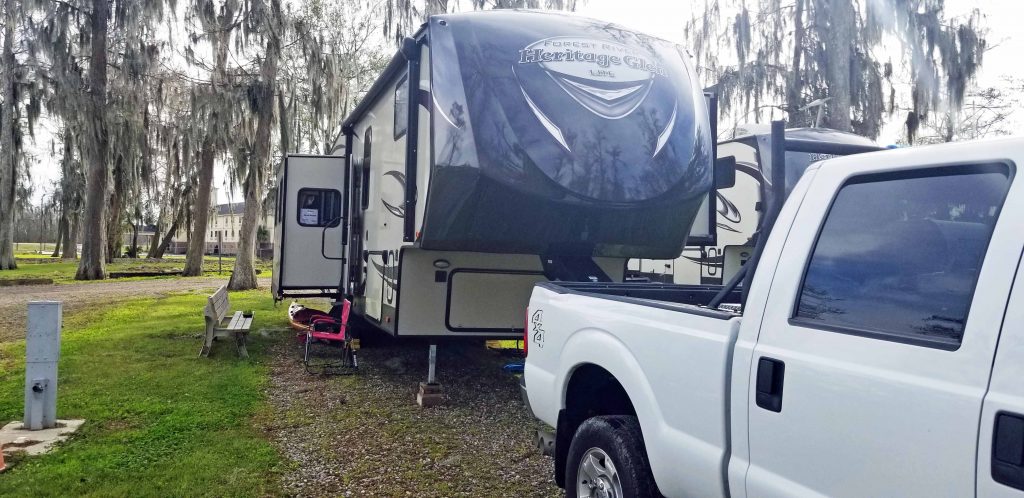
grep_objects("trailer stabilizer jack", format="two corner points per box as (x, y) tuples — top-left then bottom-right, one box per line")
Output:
(416, 344), (443, 407)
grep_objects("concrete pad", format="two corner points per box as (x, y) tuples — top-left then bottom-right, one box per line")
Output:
(0, 419), (84, 455)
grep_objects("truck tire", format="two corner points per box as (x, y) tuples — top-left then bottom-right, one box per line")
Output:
(565, 415), (658, 498)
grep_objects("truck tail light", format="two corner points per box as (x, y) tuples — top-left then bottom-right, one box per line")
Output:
(523, 309), (529, 357)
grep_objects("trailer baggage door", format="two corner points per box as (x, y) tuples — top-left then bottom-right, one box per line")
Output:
(272, 154), (347, 300)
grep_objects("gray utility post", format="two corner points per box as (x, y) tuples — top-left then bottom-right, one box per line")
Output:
(427, 344), (437, 384)
(25, 301), (61, 430)
(217, 231), (223, 274)
(416, 344), (443, 407)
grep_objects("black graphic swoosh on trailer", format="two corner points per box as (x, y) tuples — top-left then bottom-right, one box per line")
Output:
(716, 192), (742, 224)
(371, 259), (399, 289)
(682, 253), (724, 269)
(734, 163), (765, 184)
(716, 222), (741, 233)
(714, 161), (763, 230)
(381, 170), (406, 218)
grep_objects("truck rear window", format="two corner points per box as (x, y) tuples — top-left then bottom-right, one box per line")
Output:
(793, 163), (1011, 350)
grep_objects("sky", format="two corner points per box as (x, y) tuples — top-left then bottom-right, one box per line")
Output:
(24, 0), (1024, 203)
(578, 0), (1022, 87)
(577, 0), (1023, 144)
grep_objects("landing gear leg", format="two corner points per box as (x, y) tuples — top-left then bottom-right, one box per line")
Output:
(417, 344), (443, 407)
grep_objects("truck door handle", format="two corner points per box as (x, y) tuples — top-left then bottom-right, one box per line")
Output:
(755, 357), (785, 412)
(993, 412), (1024, 491)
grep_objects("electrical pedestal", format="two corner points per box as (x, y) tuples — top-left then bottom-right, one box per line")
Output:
(0, 302), (83, 459)
(25, 302), (60, 430)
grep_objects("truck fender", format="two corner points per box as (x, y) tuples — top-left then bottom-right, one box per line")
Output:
(554, 327), (668, 489)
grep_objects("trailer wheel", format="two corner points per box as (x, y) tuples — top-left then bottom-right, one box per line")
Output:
(565, 415), (658, 498)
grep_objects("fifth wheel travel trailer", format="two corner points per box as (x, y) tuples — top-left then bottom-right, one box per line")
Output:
(628, 126), (884, 285)
(273, 10), (721, 338)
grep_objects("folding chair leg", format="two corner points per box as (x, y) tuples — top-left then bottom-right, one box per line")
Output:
(303, 333), (312, 365)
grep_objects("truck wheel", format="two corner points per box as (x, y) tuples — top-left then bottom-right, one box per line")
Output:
(565, 415), (658, 498)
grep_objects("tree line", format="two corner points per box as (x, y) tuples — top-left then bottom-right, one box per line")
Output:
(0, 0), (395, 288)
(0, 0), (1011, 288)
(0, 0), (580, 287)
(685, 0), (1011, 144)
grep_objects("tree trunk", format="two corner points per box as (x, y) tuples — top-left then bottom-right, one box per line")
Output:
(62, 211), (78, 259)
(52, 213), (65, 257)
(230, 23), (281, 291)
(229, 175), (263, 290)
(58, 124), (78, 259)
(148, 175), (170, 258)
(106, 155), (124, 262)
(184, 12), (231, 276)
(818, 0), (854, 131)
(278, 91), (289, 155)
(75, 0), (110, 280)
(149, 136), (179, 258)
(786, 0), (806, 125)
(183, 138), (214, 275)
(147, 220), (162, 257)
(153, 205), (183, 259)
(0, 0), (17, 270)
(129, 222), (139, 258)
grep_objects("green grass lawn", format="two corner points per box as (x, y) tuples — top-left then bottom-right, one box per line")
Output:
(1, 256), (272, 284)
(13, 243), (58, 255)
(0, 289), (287, 496)
(2, 259), (81, 282)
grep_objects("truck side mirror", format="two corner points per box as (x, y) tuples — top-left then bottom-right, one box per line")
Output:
(715, 156), (737, 189)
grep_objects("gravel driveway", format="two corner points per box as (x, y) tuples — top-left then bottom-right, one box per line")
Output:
(264, 332), (562, 497)
(0, 277), (269, 341)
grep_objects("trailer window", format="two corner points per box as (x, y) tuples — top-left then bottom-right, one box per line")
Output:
(296, 188), (342, 227)
(276, 183), (282, 219)
(361, 128), (372, 210)
(394, 74), (408, 139)
(793, 163), (1011, 350)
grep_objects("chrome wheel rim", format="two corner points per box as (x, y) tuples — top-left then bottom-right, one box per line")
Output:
(576, 447), (623, 498)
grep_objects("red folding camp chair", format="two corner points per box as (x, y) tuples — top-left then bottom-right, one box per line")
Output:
(295, 300), (358, 375)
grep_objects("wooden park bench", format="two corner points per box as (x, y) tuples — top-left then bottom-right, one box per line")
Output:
(200, 285), (252, 359)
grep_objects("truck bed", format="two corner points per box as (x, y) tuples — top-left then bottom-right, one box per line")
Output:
(537, 281), (742, 316)
(525, 281), (743, 497)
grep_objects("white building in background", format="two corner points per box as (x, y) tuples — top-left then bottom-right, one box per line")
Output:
(170, 188), (275, 256)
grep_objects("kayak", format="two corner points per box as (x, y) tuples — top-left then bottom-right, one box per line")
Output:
(287, 302), (332, 332)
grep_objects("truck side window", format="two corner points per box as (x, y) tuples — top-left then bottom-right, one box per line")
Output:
(297, 188), (342, 227)
(793, 164), (1012, 350)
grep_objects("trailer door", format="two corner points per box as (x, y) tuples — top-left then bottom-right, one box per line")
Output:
(272, 154), (347, 300)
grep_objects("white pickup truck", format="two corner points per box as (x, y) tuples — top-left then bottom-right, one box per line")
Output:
(523, 136), (1024, 497)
